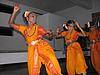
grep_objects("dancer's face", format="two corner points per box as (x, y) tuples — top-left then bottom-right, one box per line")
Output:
(67, 25), (73, 31)
(26, 12), (36, 24)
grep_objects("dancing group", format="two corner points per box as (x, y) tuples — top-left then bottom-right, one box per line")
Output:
(8, 3), (100, 75)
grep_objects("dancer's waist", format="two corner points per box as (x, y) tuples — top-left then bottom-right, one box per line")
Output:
(66, 40), (76, 46)
(29, 39), (41, 45)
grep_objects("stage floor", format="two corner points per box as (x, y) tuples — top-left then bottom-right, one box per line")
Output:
(0, 57), (99, 75)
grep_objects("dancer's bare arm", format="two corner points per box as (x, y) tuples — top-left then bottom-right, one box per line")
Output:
(8, 3), (20, 31)
(74, 20), (86, 36)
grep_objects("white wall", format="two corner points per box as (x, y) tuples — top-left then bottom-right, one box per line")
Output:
(0, 52), (27, 64)
(0, 0), (47, 52)
(55, 0), (100, 27)
(90, 0), (100, 13)
(55, 6), (91, 27)
(0, 51), (66, 65)
(48, 13), (66, 50)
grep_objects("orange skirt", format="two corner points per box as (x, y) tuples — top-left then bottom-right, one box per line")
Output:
(66, 42), (88, 75)
(91, 42), (100, 73)
(27, 40), (61, 75)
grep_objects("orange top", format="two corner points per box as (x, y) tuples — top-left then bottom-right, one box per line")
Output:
(86, 29), (99, 40)
(60, 30), (80, 43)
(18, 24), (45, 44)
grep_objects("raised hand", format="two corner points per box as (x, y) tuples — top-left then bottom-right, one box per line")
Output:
(56, 26), (61, 33)
(73, 20), (79, 25)
(47, 29), (53, 36)
(56, 26), (62, 39)
(74, 20), (86, 36)
(46, 29), (53, 40)
(8, 3), (21, 28)
(73, 20), (81, 28)
(13, 3), (20, 13)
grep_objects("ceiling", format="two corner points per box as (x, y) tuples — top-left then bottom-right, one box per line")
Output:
(8, 0), (93, 13)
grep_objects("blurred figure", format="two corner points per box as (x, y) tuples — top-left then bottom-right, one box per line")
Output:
(86, 23), (100, 74)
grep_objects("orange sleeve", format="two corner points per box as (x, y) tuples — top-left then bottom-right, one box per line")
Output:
(99, 30), (100, 37)
(72, 31), (78, 40)
(38, 26), (46, 35)
(18, 25), (26, 35)
(60, 31), (68, 37)
(97, 30), (100, 39)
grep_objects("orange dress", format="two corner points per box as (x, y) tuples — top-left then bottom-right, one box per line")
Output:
(87, 29), (100, 73)
(60, 30), (87, 75)
(17, 24), (61, 75)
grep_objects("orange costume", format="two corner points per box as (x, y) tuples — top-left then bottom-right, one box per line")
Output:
(17, 24), (61, 75)
(87, 29), (100, 73)
(60, 29), (87, 75)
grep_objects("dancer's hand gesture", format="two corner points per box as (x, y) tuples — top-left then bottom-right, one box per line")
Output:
(13, 3), (20, 13)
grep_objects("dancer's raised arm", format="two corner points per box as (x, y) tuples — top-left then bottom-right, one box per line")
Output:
(74, 20), (86, 36)
(8, 3), (20, 30)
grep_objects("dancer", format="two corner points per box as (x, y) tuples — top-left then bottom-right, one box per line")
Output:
(8, 4), (61, 75)
(86, 24), (100, 74)
(56, 20), (88, 75)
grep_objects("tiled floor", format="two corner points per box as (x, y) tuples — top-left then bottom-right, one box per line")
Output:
(0, 57), (99, 75)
